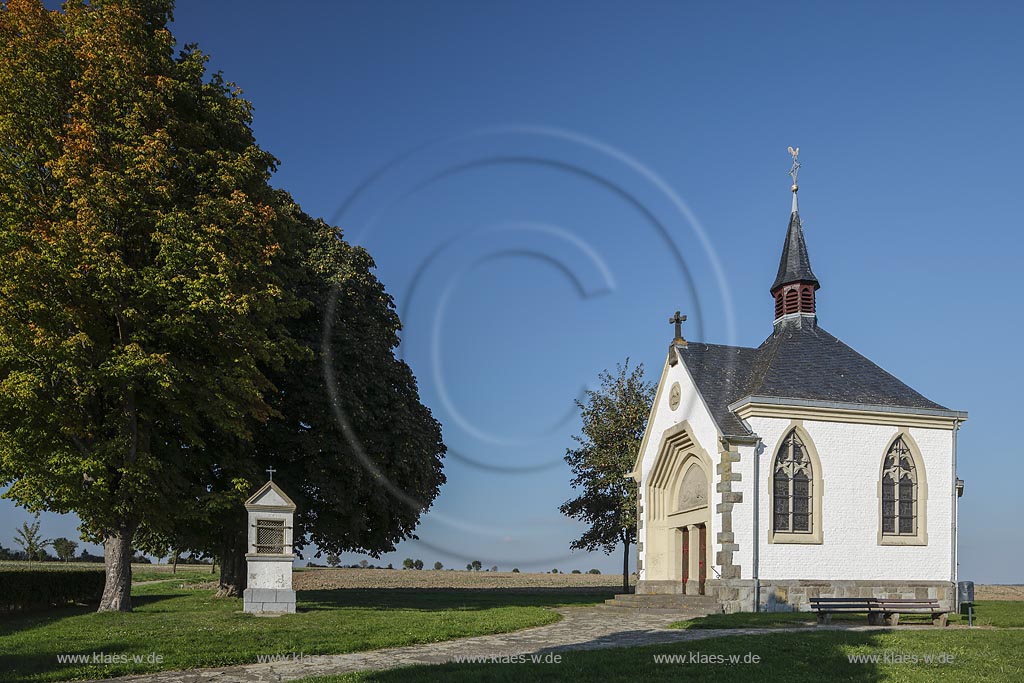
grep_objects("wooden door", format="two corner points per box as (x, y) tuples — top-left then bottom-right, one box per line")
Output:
(681, 526), (689, 588)
(697, 523), (707, 595)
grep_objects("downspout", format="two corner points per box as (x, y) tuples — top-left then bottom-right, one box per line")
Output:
(951, 419), (960, 610)
(752, 438), (762, 613)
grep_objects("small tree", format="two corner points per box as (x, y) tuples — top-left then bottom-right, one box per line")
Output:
(403, 558), (415, 570)
(571, 569), (582, 574)
(326, 554), (341, 567)
(512, 567), (520, 573)
(471, 560), (482, 571)
(588, 569), (601, 575)
(52, 538), (79, 563)
(561, 360), (653, 593)
(413, 559), (424, 570)
(14, 516), (49, 561)
(551, 568), (559, 574)
(359, 559), (369, 568)
(433, 561), (443, 570)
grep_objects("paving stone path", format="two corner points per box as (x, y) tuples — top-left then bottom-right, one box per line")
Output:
(87, 606), (909, 683)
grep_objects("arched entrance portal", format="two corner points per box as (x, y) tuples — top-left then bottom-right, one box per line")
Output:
(642, 422), (714, 595)
(671, 461), (711, 595)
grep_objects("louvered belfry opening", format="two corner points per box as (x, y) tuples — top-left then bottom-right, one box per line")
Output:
(773, 282), (816, 318)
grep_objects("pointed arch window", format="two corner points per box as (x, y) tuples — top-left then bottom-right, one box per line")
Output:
(881, 436), (918, 537)
(773, 430), (812, 533)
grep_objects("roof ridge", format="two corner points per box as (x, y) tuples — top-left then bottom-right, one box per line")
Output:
(742, 327), (786, 397)
(682, 341), (758, 352)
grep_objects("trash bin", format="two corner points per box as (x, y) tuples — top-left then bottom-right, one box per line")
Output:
(958, 581), (975, 626)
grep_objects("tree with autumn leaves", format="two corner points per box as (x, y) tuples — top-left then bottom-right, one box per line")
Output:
(0, 0), (445, 611)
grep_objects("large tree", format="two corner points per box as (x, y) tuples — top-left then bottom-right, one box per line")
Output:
(0, 0), (304, 610)
(561, 361), (654, 593)
(150, 210), (447, 597)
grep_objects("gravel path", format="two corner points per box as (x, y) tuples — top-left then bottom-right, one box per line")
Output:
(85, 606), (903, 683)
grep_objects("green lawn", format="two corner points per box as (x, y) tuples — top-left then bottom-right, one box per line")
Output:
(0, 584), (608, 682)
(959, 600), (1024, 628)
(305, 629), (1024, 683)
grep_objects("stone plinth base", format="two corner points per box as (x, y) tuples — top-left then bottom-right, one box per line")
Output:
(638, 579), (955, 614)
(704, 579), (755, 613)
(754, 579), (954, 614)
(244, 587), (296, 614)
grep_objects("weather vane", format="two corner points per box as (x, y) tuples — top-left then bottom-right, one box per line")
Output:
(787, 146), (800, 192)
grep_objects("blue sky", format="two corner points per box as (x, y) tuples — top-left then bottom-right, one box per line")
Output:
(4, 1), (1022, 581)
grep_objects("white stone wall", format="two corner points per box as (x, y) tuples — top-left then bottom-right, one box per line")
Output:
(247, 558), (293, 589)
(637, 352), (723, 580)
(730, 441), (757, 579)
(746, 417), (954, 582)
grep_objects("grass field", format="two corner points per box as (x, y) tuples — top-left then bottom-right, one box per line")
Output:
(2, 564), (1022, 683)
(304, 629), (1024, 683)
(0, 580), (610, 682)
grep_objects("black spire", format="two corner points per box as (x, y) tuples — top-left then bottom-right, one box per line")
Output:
(770, 210), (819, 294)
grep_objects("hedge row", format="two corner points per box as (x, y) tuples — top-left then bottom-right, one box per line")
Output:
(0, 568), (105, 610)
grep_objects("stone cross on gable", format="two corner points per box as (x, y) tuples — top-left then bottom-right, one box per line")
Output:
(266, 467), (276, 481)
(669, 310), (687, 343)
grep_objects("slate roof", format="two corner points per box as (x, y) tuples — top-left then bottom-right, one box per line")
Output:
(677, 317), (952, 437)
(771, 211), (819, 292)
(674, 343), (760, 436)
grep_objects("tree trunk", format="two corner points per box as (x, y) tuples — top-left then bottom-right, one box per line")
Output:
(216, 522), (247, 598)
(98, 526), (135, 612)
(622, 538), (631, 594)
(172, 550), (178, 574)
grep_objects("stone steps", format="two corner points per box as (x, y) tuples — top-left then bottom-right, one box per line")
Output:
(603, 593), (721, 615)
(598, 605), (718, 616)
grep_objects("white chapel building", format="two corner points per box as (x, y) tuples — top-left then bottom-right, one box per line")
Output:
(630, 165), (967, 613)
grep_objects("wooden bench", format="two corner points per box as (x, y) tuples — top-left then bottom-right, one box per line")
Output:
(874, 598), (949, 627)
(809, 597), (949, 626)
